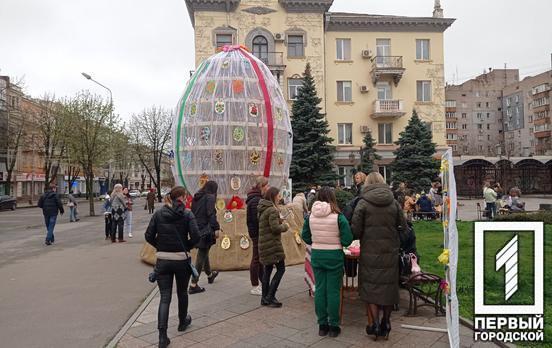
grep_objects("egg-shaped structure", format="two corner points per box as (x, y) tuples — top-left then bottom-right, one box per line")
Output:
(172, 45), (293, 202)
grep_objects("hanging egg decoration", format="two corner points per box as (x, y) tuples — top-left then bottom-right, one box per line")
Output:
(173, 45), (293, 202)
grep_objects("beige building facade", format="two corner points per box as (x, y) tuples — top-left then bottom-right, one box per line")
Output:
(185, 0), (454, 186)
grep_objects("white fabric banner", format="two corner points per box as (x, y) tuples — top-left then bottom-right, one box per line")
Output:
(441, 149), (460, 347)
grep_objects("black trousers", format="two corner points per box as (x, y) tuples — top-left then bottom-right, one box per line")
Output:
(262, 260), (285, 300)
(192, 247), (211, 283)
(250, 237), (264, 287)
(104, 214), (112, 238)
(156, 259), (192, 329)
(111, 218), (124, 241)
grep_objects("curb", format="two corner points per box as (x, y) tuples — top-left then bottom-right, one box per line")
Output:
(105, 286), (159, 348)
(459, 316), (515, 348)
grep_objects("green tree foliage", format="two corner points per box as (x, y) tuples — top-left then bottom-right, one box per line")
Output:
(390, 110), (439, 192)
(290, 63), (338, 193)
(358, 130), (381, 174)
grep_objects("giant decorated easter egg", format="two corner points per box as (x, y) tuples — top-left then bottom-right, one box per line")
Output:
(172, 45), (293, 202)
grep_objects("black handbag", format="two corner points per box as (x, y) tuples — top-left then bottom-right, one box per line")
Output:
(399, 250), (412, 277)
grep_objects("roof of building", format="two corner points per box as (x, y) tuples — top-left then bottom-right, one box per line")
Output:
(325, 12), (455, 32)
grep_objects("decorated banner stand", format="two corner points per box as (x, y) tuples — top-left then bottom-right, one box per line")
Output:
(140, 45), (303, 270)
(402, 149), (459, 347)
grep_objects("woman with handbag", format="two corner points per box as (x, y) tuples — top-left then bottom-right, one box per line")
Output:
(189, 181), (221, 294)
(144, 186), (200, 348)
(351, 172), (406, 341)
(67, 191), (79, 222)
(110, 184), (127, 243)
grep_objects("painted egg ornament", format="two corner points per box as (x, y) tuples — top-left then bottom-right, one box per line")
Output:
(221, 235), (231, 250)
(173, 46), (293, 202)
(230, 176), (241, 191)
(216, 198), (226, 211)
(223, 210), (233, 223)
(240, 235), (250, 250)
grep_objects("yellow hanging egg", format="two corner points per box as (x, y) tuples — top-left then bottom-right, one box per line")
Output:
(221, 235), (231, 250)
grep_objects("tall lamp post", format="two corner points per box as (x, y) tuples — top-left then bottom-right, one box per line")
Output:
(81, 72), (113, 193)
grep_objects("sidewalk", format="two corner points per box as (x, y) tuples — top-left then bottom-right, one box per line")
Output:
(116, 265), (496, 348)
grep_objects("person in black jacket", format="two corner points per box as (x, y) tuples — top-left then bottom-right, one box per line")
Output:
(37, 183), (64, 245)
(246, 176), (269, 296)
(189, 181), (221, 294)
(144, 186), (200, 348)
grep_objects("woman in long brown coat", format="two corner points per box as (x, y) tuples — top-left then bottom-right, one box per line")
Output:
(351, 172), (406, 341)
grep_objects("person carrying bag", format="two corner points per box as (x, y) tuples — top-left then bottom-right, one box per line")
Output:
(144, 186), (200, 348)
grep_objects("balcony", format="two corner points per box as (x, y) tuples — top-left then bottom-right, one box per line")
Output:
(371, 99), (405, 119)
(534, 124), (551, 138)
(371, 56), (405, 86)
(253, 52), (286, 72)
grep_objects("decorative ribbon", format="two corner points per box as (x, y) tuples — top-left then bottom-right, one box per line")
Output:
(239, 48), (274, 178)
(175, 60), (210, 189)
(222, 44), (250, 52)
(438, 248), (450, 265)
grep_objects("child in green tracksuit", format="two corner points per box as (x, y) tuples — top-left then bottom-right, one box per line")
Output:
(301, 187), (353, 338)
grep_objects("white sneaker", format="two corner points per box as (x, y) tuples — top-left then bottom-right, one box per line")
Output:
(250, 285), (262, 296)
(128, 233), (133, 238)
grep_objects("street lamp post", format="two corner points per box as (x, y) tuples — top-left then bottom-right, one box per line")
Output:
(81, 72), (113, 192)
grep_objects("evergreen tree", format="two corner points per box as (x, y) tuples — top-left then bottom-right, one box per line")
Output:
(358, 130), (381, 173)
(290, 63), (338, 193)
(390, 109), (439, 192)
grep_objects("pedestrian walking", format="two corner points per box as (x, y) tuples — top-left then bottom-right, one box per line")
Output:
(103, 193), (112, 240)
(67, 190), (80, 222)
(258, 187), (289, 308)
(123, 187), (133, 238)
(37, 183), (64, 245)
(147, 188), (156, 214)
(301, 187), (353, 338)
(110, 184), (127, 243)
(483, 182), (497, 219)
(246, 176), (269, 296)
(353, 172), (367, 196)
(145, 186), (200, 348)
(189, 181), (220, 294)
(351, 172), (406, 341)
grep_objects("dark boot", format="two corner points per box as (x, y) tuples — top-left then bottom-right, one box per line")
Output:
(318, 324), (329, 336)
(178, 314), (192, 332)
(328, 326), (341, 338)
(266, 282), (282, 308)
(158, 329), (171, 348)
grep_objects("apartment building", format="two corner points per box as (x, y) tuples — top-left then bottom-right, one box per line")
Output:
(444, 69), (519, 156)
(503, 71), (551, 156)
(185, 0), (454, 186)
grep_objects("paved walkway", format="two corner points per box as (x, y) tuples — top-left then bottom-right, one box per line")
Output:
(117, 265), (496, 348)
(457, 196), (552, 221)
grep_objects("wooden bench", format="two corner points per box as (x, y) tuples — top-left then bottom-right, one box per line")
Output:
(400, 272), (445, 316)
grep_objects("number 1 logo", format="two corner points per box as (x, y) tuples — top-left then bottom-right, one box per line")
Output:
(495, 234), (518, 301)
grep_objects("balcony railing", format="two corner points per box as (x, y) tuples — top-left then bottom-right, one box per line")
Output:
(371, 99), (405, 118)
(371, 56), (405, 85)
(253, 52), (285, 69)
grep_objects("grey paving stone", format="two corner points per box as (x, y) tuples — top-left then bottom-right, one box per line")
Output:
(243, 332), (284, 347)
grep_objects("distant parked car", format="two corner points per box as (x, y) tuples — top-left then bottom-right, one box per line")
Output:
(99, 194), (108, 201)
(141, 190), (149, 197)
(129, 189), (141, 198)
(0, 195), (17, 211)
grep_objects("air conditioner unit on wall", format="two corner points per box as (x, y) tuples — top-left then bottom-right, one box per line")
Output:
(360, 125), (370, 133)
(274, 33), (284, 41)
(362, 49), (372, 59)
(360, 85), (369, 93)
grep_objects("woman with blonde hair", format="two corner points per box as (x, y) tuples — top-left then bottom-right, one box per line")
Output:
(110, 184), (127, 243)
(354, 172), (367, 195)
(352, 172), (406, 340)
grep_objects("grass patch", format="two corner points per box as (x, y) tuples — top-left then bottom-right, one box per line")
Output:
(413, 220), (552, 346)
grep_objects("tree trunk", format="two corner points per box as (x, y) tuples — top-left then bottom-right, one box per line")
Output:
(5, 171), (12, 196)
(156, 167), (162, 202)
(85, 170), (95, 216)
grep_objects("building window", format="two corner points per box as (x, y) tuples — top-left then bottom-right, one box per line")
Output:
(416, 39), (430, 60)
(288, 78), (303, 100)
(287, 35), (304, 57)
(337, 123), (353, 145)
(337, 81), (352, 102)
(487, 124), (490, 130)
(416, 81), (431, 102)
(376, 82), (391, 100)
(215, 34), (233, 49)
(487, 134), (491, 140)
(487, 113), (490, 118)
(486, 102), (490, 108)
(514, 95), (519, 103)
(252, 35), (269, 63)
(477, 124), (482, 129)
(378, 123), (393, 144)
(451, 144), (457, 151)
(445, 100), (456, 108)
(462, 124), (467, 130)
(475, 91), (480, 97)
(476, 102), (482, 108)
(462, 113), (467, 118)
(337, 166), (355, 188)
(336, 38), (351, 60)
(378, 166), (392, 184)
(529, 115), (533, 122)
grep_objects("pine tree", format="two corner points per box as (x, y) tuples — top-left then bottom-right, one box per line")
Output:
(358, 130), (381, 173)
(290, 63), (338, 193)
(390, 109), (439, 192)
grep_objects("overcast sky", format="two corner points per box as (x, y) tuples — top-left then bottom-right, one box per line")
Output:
(1, 0), (550, 120)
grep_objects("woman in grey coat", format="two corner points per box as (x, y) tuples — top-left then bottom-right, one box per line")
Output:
(351, 172), (406, 341)
(110, 184), (127, 243)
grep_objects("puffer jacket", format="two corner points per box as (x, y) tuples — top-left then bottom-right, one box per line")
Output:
(258, 199), (288, 265)
(38, 191), (64, 217)
(145, 202), (200, 252)
(351, 183), (406, 305)
(191, 191), (220, 249)
(246, 187), (262, 239)
(309, 201), (341, 250)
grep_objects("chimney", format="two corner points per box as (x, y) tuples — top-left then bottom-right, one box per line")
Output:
(433, 0), (444, 18)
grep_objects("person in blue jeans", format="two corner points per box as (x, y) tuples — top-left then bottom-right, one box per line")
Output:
(37, 183), (64, 245)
